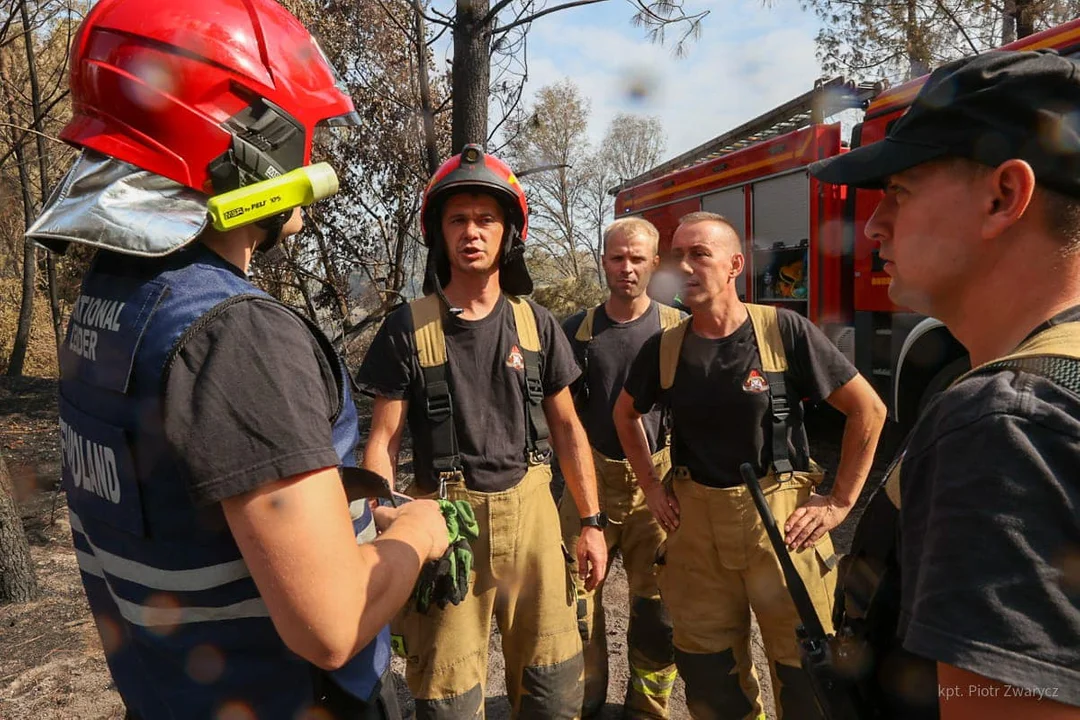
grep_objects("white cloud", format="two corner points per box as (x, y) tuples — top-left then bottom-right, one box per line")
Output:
(513, 0), (826, 159)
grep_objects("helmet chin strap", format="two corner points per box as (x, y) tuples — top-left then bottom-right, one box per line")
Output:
(500, 225), (525, 267)
(254, 211), (289, 253)
(426, 243), (463, 316)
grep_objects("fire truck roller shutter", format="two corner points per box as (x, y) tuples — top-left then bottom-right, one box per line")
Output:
(702, 187), (748, 300)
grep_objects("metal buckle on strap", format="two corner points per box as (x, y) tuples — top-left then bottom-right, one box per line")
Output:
(425, 384), (452, 419)
(527, 448), (552, 465)
(524, 375), (544, 403)
(437, 471), (460, 499)
(772, 459), (795, 483)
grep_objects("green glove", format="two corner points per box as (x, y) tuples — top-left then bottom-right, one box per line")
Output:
(413, 499), (480, 613)
(438, 499), (479, 542)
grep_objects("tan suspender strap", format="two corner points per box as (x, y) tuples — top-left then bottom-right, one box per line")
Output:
(890, 321), (1080, 510)
(657, 302), (683, 331)
(955, 321), (1080, 386)
(575, 305), (598, 343)
(883, 460), (902, 509)
(506, 295), (551, 461)
(744, 303), (787, 373)
(410, 293), (447, 369)
(659, 316), (692, 391)
(409, 294), (461, 479)
(507, 296), (541, 351)
(745, 303), (795, 477)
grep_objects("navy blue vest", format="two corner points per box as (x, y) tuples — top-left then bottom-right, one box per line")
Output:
(58, 244), (390, 719)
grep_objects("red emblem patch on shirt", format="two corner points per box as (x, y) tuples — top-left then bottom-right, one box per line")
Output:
(506, 344), (525, 371)
(742, 369), (769, 393)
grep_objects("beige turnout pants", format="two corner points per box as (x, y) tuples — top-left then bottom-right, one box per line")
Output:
(392, 464), (584, 719)
(657, 467), (838, 720)
(560, 447), (678, 719)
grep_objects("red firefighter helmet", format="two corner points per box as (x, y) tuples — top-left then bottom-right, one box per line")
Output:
(60, 0), (358, 194)
(420, 145), (533, 297)
(420, 145), (529, 247)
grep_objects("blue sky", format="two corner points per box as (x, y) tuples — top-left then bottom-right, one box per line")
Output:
(476, 0), (828, 160)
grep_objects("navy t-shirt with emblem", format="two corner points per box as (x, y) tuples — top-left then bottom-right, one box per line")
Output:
(623, 307), (857, 486)
(356, 295), (581, 493)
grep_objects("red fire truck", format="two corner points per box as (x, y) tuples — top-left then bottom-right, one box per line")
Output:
(613, 19), (1080, 427)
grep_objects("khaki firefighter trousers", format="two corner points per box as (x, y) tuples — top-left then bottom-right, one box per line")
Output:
(559, 447), (678, 719)
(657, 468), (838, 720)
(392, 464), (584, 719)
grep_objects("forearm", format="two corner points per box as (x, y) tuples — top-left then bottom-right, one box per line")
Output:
(363, 436), (399, 490)
(350, 518), (435, 649)
(614, 408), (660, 492)
(550, 415), (600, 517)
(830, 404), (885, 507)
(364, 396), (407, 491)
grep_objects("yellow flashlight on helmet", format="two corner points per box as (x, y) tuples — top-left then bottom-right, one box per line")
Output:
(207, 162), (340, 231)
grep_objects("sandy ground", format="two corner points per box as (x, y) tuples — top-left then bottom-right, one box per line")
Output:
(0, 376), (893, 719)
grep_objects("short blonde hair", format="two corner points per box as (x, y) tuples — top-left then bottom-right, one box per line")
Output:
(678, 211), (742, 253)
(603, 216), (660, 256)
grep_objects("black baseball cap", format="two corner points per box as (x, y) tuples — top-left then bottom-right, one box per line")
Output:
(809, 49), (1080, 198)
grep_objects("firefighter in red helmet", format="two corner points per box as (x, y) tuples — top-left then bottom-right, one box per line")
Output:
(419, 144), (535, 298)
(357, 144), (608, 718)
(28, 1), (448, 718)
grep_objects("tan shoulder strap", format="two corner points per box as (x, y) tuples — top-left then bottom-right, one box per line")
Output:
(955, 321), (1080, 386)
(744, 303), (787, 373)
(659, 316), (693, 390)
(893, 320), (1080, 510)
(409, 293), (446, 368)
(507, 295), (541, 352)
(883, 459), (902, 509)
(574, 305), (598, 343)
(506, 295), (551, 460)
(657, 302), (683, 332)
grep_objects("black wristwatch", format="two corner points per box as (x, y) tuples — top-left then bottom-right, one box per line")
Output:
(580, 512), (608, 530)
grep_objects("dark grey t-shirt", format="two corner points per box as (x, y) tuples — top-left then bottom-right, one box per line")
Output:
(356, 295), (581, 493)
(623, 307), (857, 487)
(898, 307), (1080, 705)
(564, 302), (682, 459)
(164, 298), (342, 505)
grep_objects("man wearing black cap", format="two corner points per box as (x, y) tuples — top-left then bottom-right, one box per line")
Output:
(811, 50), (1080, 716)
(356, 145), (606, 719)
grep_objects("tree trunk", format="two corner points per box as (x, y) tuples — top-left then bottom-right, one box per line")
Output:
(1014, 0), (1035, 39)
(452, 0), (491, 150)
(413, 0), (441, 175)
(905, 0), (930, 79)
(0, 453), (40, 604)
(46, 253), (63, 354)
(1001, 0), (1017, 44)
(19, 0), (63, 356)
(2, 48), (37, 377)
(9, 237), (36, 378)
(595, 224), (604, 284)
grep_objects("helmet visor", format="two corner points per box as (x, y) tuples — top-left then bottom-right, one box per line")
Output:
(312, 112), (361, 163)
